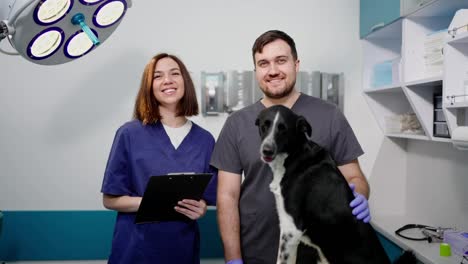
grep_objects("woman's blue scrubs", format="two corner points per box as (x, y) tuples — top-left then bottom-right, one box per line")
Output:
(101, 120), (217, 264)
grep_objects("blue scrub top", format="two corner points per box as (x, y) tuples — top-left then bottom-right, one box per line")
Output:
(101, 120), (217, 264)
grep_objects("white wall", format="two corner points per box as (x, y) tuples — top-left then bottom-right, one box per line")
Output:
(405, 140), (468, 230)
(369, 138), (468, 232)
(0, 0), (378, 210)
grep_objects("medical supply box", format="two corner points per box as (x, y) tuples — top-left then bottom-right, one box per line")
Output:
(443, 230), (468, 257)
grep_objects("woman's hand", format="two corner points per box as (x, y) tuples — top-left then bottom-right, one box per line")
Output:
(175, 199), (207, 220)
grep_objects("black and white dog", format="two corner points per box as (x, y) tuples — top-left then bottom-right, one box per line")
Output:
(255, 105), (415, 264)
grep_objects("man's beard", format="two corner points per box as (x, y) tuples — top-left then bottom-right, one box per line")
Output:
(261, 80), (296, 99)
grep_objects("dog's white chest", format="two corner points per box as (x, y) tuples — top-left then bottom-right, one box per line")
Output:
(268, 154), (297, 231)
(268, 154), (329, 264)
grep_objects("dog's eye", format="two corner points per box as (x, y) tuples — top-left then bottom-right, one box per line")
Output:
(261, 120), (271, 133)
(277, 123), (286, 132)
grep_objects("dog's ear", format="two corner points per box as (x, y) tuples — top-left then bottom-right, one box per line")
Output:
(255, 118), (259, 126)
(296, 116), (312, 137)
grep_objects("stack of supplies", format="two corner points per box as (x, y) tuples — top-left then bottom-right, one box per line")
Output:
(384, 113), (423, 135)
(424, 29), (446, 77)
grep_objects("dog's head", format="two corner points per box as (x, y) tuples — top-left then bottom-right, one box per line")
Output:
(255, 105), (312, 163)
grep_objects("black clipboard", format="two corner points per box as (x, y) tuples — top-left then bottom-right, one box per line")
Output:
(135, 173), (213, 224)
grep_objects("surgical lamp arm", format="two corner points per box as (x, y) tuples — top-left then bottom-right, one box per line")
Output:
(0, 21), (8, 41)
(0, 0), (38, 55)
(0, 20), (19, 55)
(0, 0), (38, 40)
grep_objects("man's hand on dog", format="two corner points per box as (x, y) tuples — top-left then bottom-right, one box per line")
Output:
(349, 184), (371, 223)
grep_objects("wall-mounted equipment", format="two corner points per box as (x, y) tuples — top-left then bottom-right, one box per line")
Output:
(296, 71), (321, 98)
(201, 71), (224, 116)
(0, 0), (132, 65)
(201, 70), (344, 115)
(298, 71), (345, 112)
(224, 71), (261, 113)
(321, 72), (345, 113)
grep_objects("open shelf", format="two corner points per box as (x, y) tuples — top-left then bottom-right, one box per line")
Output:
(404, 80), (446, 139)
(386, 133), (428, 140)
(362, 20), (402, 91)
(363, 84), (403, 94)
(362, 0), (468, 143)
(364, 87), (426, 138)
(404, 76), (442, 87)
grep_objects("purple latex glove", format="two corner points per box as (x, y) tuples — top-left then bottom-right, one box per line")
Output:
(226, 260), (243, 264)
(349, 183), (371, 223)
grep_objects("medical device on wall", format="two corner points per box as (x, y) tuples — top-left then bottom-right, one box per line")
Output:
(296, 71), (321, 99)
(201, 72), (224, 116)
(223, 71), (261, 113)
(201, 70), (344, 116)
(296, 71), (344, 112)
(0, 0), (132, 65)
(223, 71), (242, 114)
(321, 72), (345, 113)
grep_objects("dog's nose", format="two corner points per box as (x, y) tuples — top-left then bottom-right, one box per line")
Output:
(262, 145), (275, 157)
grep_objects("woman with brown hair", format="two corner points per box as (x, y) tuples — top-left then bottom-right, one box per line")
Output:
(101, 53), (217, 264)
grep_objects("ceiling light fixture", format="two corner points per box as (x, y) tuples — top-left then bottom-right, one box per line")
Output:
(0, 0), (132, 65)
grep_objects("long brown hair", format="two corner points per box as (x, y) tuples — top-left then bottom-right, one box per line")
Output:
(133, 53), (199, 124)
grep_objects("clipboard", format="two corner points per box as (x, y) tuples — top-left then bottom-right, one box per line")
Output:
(135, 173), (213, 224)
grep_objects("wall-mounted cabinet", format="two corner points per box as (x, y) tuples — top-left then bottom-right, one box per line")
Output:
(360, 0), (400, 38)
(401, 0), (436, 17)
(362, 0), (468, 142)
(360, 0), (437, 38)
(444, 32), (468, 134)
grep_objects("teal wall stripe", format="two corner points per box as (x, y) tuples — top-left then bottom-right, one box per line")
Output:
(0, 210), (223, 261)
(0, 210), (402, 261)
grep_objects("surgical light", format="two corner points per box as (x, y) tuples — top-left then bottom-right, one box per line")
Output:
(0, 0), (132, 65)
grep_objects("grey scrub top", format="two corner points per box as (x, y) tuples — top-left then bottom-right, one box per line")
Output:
(210, 93), (364, 264)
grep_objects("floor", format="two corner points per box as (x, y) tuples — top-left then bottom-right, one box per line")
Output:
(2, 260), (225, 264)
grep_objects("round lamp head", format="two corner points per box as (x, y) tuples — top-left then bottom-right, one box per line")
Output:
(94, 0), (126, 27)
(34, 0), (73, 25)
(27, 27), (65, 60)
(1, 0), (132, 65)
(64, 28), (97, 58)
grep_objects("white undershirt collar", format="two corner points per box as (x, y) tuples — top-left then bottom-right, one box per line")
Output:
(162, 120), (192, 149)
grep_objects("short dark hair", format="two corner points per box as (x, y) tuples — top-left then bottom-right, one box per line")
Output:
(251, 30), (298, 66)
(133, 53), (199, 124)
